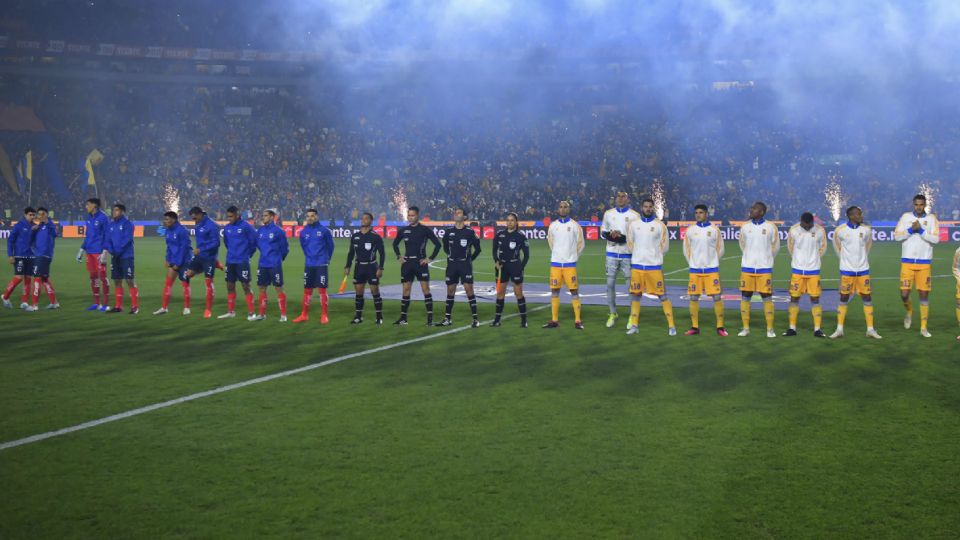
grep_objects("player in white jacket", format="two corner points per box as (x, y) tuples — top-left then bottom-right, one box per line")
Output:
(600, 191), (640, 328)
(785, 212), (827, 337)
(830, 206), (882, 339)
(894, 194), (940, 337)
(625, 198), (676, 336)
(738, 201), (781, 338)
(545, 200), (585, 329)
(682, 204), (727, 336)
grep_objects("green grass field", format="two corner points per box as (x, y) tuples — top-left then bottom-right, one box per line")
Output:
(2, 237), (959, 538)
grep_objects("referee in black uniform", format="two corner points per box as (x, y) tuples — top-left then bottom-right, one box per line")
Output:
(438, 208), (482, 327)
(491, 212), (530, 327)
(391, 205), (441, 326)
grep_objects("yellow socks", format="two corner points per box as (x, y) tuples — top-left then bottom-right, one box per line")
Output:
(662, 299), (675, 328)
(763, 299), (775, 330)
(837, 303), (848, 326)
(630, 300), (640, 327)
(903, 298), (913, 316)
(689, 299), (700, 328)
(740, 299), (751, 329)
(572, 297), (582, 323)
(714, 300), (725, 328)
(920, 302), (929, 330)
(812, 305), (823, 330)
(788, 303), (799, 329)
(551, 296), (560, 321)
(864, 303), (875, 329)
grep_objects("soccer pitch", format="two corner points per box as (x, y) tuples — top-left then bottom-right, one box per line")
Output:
(2, 237), (959, 537)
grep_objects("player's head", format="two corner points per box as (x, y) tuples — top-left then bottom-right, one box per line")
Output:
(111, 204), (126, 219)
(23, 207), (36, 220)
(407, 206), (420, 225)
(305, 209), (318, 225)
(506, 212), (519, 231)
(846, 205), (863, 225)
(750, 201), (767, 220)
(163, 211), (178, 227)
(694, 204), (709, 223)
(261, 209), (277, 225)
(36, 207), (49, 222)
(558, 200), (571, 218)
(615, 191), (629, 208)
(85, 198), (100, 214)
(189, 206), (204, 221)
(640, 198), (655, 218)
(453, 207), (466, 225)
(912, 194), (926, 214)
(360, 212), (373, 227)
(226, 206), (240, 224)
(800, 212), (814, 230)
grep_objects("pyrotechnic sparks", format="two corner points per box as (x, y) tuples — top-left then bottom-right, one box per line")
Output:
(918, 183), (936, 214)
(824, 178), (844, 222)
(392, 185), (408, 220)
(163, 184), (180, 214)
(652, 178), (666, 220)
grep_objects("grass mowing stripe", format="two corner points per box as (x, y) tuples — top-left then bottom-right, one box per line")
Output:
(0, 304), (549, 452)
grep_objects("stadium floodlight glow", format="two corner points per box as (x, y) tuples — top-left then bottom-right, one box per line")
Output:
(652, 178), (666, 220)
(163, 184), (180, 214)
(392, 185), (408, 219)
(918, 182), (935, 214)
(824, 177), (844, 222)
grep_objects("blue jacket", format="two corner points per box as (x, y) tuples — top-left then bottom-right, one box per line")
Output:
(299, 222), (335, 266)
(223, 219), (257, 264)
(193, 215), (220, 259)
(6, 218), (33, 257)
(81, 210), (110, 254)
(31, 221), (58, 258)
(105, 216), (135, 259)
(165, 223), (192, 266)
(256, 222), (289, 268)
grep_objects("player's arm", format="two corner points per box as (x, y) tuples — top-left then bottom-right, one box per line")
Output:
(625, 223), (634, 251)
(376, 237), (386, 270)
(715, 226), (725, 258)
(279, 233), (289, 261)
(246, 225), (257, 259)
(832, 226), (843, 257)
(547, 224), (554, 251)
(921, 215), (940, 244)
(426, 228), (441, 260)
(323, 228), (335, 258)
(786, 227), (795, 256)
(953, 249), (960, 281)
(864, 225), (873, 254)
(520, 239), (530, 268)
(817, 226), (827, 257)
(344, 239), (355, 272)
(893, 214), (910, 242)
(492, 234), (501, 263)
(442, 231), (451, 256)
(392, 231), (402, 259)
(682, 228), (692, 265)
(660, 223), (669, 255)
(470, 232), (482, 261)
(575, 223), (584, 256)
(770, 224), (781, 256)
(738, 224), (746, 251)
(6, 225), (16, 259)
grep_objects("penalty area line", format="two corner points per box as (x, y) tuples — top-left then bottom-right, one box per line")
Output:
(0, 305), (549, 452)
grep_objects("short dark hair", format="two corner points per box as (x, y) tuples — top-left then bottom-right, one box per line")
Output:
(641, 198), (655, 206)
(913, 194), (926, 202)
(694, 204), (708, 213)
(454, 207), (468, 217)
(24, 207), (36, 214)
(86, 198), (101, 207)
(305, 208), (318, 214)
(361, 212), (374, 220)
(800, 212), (814, 224)
(506, 212), (519, 221)
(264, 209), (277, 217)
(164, 211), (178, 220)
(113, 204), (126, 212)
(226, 206), (238, 214)
(36, 206), (48, 213)
(754, 201), (767, 213)
(408, 206), (420, 215)
(188, 206), (204, 215)
(846, 205), (861, 217)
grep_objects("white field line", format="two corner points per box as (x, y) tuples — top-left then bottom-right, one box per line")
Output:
(0, 305), (549, 452)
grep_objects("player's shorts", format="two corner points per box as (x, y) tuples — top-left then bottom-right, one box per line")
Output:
(789, 270), (822, 297)
(84, 253), (105, 275)
(14, 256), (33, 276)
(188, 256), (217, 278)
(225, 262), (251, 284)
(400, 259), (430, 283)
(445, 260), (474, 285)
(688, 269), (721, 297)
(498, 261), (524, 285)
(353, 263), (380, 286)
(900, 261), (932, 292)
(549, 264), (578, 290)
(740, 270), (773, 295)
(630, 266), (665, 296)
(31, 257), (51, 278)
(605, 254), (631, 280)
(111, 257), (135, 280)
(257, 266), (284, 288)
(840, 271), (871, 296)
(304, 265), (329, 289)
